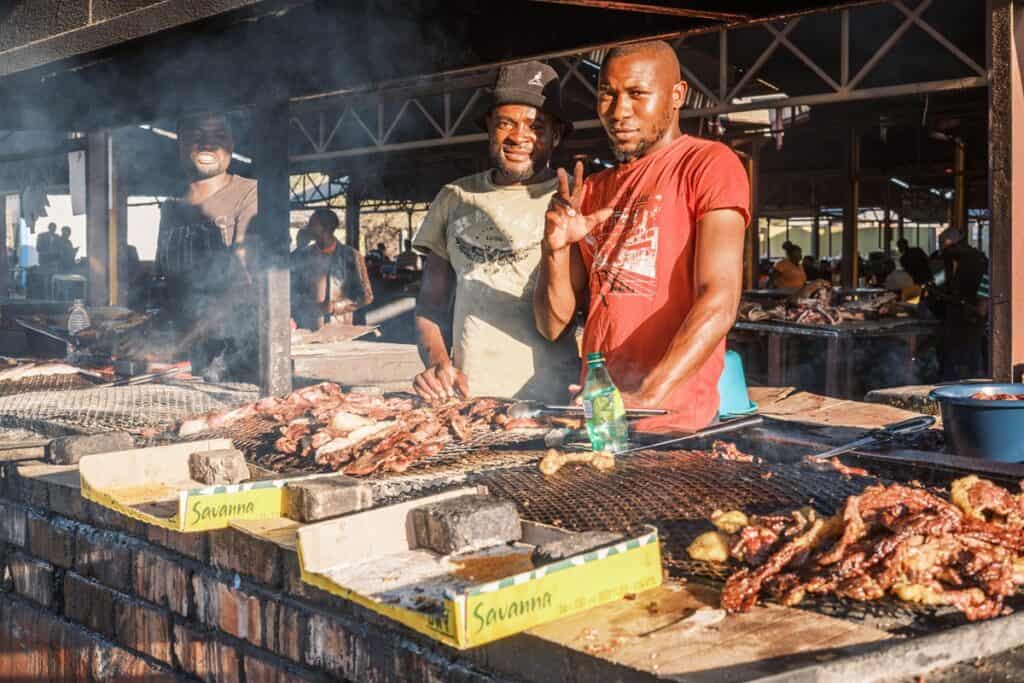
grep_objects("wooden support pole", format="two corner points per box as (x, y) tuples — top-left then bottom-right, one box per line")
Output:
(810, 182), (820, 258)
(953, 140), (968, 235)
(0, 196), (8, 299)
(85, 132), (111, 306)
(897, 192), (905, 243)
(253, 97), (293, 397)
(883, 181), (893, 254)
(345, 186), (361, 250)
(988, 0), (1024, 382)
(841, 129), (861, 287)
(743, 143), (761, 290)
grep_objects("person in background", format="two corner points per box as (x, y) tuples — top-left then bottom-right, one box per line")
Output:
(155, 111), (259, 383)
(291, 208), (373, 330)
(802, 255), (819, 282)
(756, 259), (772, 289)
(884, 260), (919, 302)
(56, 226), (76, 271)
(772, 241), (807, 289)
(931, 227), (988, 379)
(413, 60), (580, 402)
(36, 223), (57, 268)
(897, 237), (933, 286)
(396, 239), (420, 272)
(535, 41), (750, 432)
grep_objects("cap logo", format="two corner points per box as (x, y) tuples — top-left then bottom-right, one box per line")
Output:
(528, 71), (545, 87)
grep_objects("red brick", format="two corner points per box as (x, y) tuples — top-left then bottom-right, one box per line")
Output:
(46, 484), (89, 521)
(173, 622), (242, 683)
(7, 551), (55, 608)
(90, 640), (176, 682)
(134, 546), (190, 616)
(147, 524), (210, 562)
(0, 500), (27, 546)
(85, 499), (149, 537)
(192, 572), (262, 646)
(210, 528), (282, 587)
(115, 598), (172, 665)
(27, 512), (75, 568)
(304, 613), (354, 679)
(74, 527), (134, 592)
(64, 572), (117, 638)
(0, 595), (92, 680)
(263, 599), (305, 663)
(244, 655), (330, 683)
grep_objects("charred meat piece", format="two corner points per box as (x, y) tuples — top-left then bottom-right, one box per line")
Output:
(716, 480), (1024, 621)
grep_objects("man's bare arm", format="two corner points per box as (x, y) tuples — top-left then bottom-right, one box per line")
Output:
(413, 252), (468, 400)
(620, 208), (747, 408)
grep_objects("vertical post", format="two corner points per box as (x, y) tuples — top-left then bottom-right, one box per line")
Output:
(253, 97), (293, 397)
(0, 196), (8, 299)
(897, 192), (905, 243)
(883, 181), (893, 254)
(743, 143), (760, 290)
(85, 132), (111, 306)
(953, 140), (968, 234)
(841, 129), (861, 287)
(107, 133), (120, 306)
(988, 0), (1024, 382)
(810, 182), (820, 258)
(345, 186), (361, 249)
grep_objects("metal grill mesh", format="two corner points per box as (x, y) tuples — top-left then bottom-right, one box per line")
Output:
(0, 374), (104, 397)
(0, 382), (257, 436)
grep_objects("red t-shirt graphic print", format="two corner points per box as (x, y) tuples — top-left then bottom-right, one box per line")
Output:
(578, 135), (750, 432)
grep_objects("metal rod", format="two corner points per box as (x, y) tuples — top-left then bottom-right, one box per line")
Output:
(525, 0), (747, 21)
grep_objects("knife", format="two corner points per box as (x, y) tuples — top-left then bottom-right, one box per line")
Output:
(614, 414), (764, 455)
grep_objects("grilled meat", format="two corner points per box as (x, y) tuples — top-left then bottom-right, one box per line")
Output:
(973, 392), (1024, 401)
(714, 479), (1024, 621)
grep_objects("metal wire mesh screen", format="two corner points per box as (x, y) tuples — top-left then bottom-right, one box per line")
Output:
(0, 382), (257, 436)
(0, 374), (104, 397)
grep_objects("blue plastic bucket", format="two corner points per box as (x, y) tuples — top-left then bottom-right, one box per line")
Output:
(930, 384), (1024, 462)
(718, 350), (758, 419)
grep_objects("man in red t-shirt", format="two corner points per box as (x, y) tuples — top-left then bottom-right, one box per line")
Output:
(535, 41), (750, 432)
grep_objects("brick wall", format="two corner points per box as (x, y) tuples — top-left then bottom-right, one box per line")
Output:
(0, 462), (501, 682)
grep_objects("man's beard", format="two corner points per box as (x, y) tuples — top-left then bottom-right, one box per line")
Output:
(607, 109), (676, 163)
(490, 145), (540, 183)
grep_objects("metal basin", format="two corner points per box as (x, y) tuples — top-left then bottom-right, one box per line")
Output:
(930, 383), (1024, 462)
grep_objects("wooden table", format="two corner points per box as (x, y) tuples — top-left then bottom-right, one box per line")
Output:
(730, 318), (941, 399)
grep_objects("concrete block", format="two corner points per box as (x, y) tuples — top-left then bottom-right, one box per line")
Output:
(284, 476), (373, 522)
(531, 531), (624, 566)
(189, 448), (249, 485)
(410, 495), (521, 555)
(48, 432), (134, 465)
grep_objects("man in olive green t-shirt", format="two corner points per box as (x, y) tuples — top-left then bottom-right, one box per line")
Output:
(412, 61), (580, 402)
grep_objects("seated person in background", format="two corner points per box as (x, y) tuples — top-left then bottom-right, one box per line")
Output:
(772, 241), (807, 289)
(802, 255), (819, 281)
(756, 259), (772, 288)
(56, 226), (77, 271)
(396, 239), (420, 271)
(291, 208), (374, 330)
(897, 237), (933, 286)
(884, 263), (920, 302)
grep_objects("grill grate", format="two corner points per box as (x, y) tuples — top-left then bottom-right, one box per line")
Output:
(0, 382), (257, 436)
(0, 373), (104, 397)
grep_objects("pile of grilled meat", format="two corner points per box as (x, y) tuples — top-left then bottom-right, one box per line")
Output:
(702, 477), (1024, 621)
(972, 392), (1024, 401)
(738, 283), (900, 326)
(177, 382), (538, 476)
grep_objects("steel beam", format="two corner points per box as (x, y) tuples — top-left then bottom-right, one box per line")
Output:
(526, 0), (746, 21)
(85, 132), (112, 307)
(743, 143), (762, 290)
(987, 0), (1024, 382)
(345, 187), (362, 249)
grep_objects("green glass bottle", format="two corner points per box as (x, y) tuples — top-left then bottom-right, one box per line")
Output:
(582, 352), (629, 453)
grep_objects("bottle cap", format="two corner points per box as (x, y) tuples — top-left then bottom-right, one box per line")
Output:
(586, 352), (604, 363)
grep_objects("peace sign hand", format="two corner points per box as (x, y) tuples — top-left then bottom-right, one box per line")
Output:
(543, 161), (613, 253)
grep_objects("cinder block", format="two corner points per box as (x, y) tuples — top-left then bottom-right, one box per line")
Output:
(48, 432), (134, 465)
(115, 599), (172, 665)
(7, 552), (55, 608)
(189, 449), (249, 485)
(134, 547), (190, 617)
(410, 495), (521, 555)
(63, 572), (117, 638)
(284, 476), (373, 522)
(27, 513), (75, 569)
(531, 531), (624, 565)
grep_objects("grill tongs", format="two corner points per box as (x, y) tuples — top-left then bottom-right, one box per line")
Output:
(508, 400), (667, 421)
(808, 415), (936, 461)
